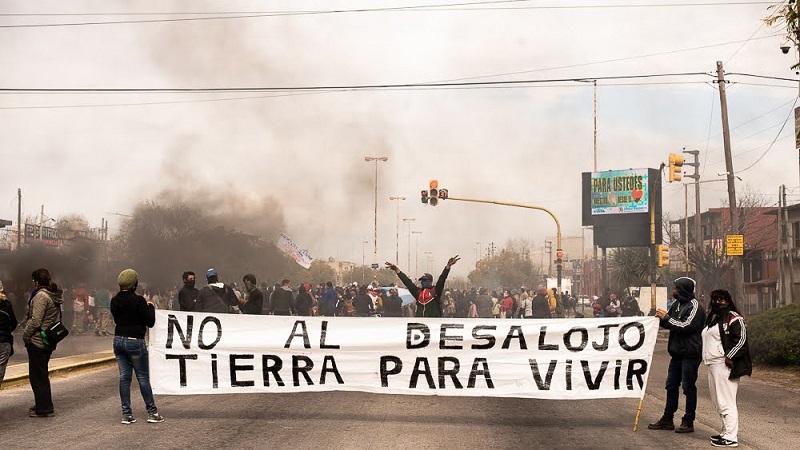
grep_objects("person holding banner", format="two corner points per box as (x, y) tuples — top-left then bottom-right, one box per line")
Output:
(385, 255), (460, 317)
(110, 269), (165, 424)
(648, 277), (705, 434)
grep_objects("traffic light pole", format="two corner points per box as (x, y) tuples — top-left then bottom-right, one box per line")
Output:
(650, 163), (665, 316)
(444, 196), (563, 294)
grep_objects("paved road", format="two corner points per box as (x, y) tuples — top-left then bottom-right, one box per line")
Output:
(1, 330), (797, 449)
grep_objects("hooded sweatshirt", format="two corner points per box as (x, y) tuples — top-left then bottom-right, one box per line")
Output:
(23, 287), (64, 349)
(659, 277), (706, 358)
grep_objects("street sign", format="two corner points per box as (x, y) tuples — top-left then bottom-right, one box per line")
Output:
(726, 234), (744, 256)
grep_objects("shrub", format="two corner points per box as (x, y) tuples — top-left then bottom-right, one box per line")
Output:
(748, 303), (800, 366)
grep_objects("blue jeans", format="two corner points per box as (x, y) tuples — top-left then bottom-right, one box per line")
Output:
(663, 355), (701, 422)
(113, 336), (157, 417)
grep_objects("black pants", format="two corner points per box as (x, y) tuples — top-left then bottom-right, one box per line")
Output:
(26, 343), (54, 414)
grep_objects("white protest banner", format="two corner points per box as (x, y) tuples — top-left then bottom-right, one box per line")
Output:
(150, 311), (659, 399)
(276, 233), (314, 269)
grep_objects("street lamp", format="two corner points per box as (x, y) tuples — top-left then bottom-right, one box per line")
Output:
(403, 218), (415, 268)
(475, 242), (482, 268)
(365, 156), (389, 265)
(361, 240), (369, 283)
(424, 251), (433, 273)
(389, 196), (406, 265)
(412, 230), (423, 274)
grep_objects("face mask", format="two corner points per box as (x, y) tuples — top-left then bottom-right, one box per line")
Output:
(185, 280), (195, 289)
(710, 302), (728, 314)
(421, 280), (432, 288)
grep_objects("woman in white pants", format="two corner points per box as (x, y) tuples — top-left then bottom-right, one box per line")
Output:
(701, 289), (752, 448)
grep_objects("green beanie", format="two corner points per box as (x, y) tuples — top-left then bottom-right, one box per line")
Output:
(118, 269), (139, 290)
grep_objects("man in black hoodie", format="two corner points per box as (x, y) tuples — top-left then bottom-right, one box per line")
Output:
(648, 277), (706, 434)
(177, 271), (199, 312)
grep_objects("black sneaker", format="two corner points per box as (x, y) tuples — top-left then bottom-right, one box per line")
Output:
(647, 417), (675, 430)
(711, 438), (738, 447)
(147, 413), (164, 423)
(121, 416), (137, 425)
(711, 435), (722, 441)
(29, 410), (55, 418)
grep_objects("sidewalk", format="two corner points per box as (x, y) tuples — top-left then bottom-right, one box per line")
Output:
(2, 350), (116, 389)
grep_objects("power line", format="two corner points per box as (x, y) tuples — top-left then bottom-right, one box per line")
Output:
(429, 34), (780, 84)
(0, 1), (776, 28)
(0, 71), (711, 94)
(738, 94), (797, 173)
(0, 81), (712, 110)
(725, 20), (766, 65)
(728, 72), (800, 83)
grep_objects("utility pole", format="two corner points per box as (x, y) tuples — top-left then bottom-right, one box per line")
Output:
(402, 218), (415, 269)
(778, 186), (785, 305)
(717, 60), (744, 305)
(784, 185), (797, 303)
(545, 240), (553, 277)
(17, 188), (21, 249)
(683, 149), (701, 296)
(412, 230), (422, 274)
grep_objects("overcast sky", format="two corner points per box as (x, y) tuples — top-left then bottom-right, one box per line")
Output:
(2, 0), (798, 277)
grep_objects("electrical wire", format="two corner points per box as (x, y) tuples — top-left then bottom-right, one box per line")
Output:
(0, 71), (711, 94)
(725, 20), (766, 65)
(728, 72), (800, 83)
(0, 1), (777, 28)
(738, 95), (799, 173)
(431, 34), (780, 84)
(0, 81), (712, 110)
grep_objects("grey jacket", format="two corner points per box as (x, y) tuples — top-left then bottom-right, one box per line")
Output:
(23, 288), (64, 349)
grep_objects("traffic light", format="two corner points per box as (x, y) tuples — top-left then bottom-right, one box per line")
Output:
(657, 244), (670, 267)
(428, 180), (439, 206)
(668, 153), (684, 183)
(421, 189), (429, 204)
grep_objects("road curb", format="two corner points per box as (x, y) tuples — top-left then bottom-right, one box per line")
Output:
(2, 354), (117, 389)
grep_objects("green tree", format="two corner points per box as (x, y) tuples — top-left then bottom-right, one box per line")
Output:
(764, 2), (800, 70)
(285, 260), (338, 287)
(608, 247), (650, 295)
(468, 248), (542, 289)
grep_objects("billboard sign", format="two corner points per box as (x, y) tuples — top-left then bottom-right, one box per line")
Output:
(582, 168), (662, 248)
(590, 169), (649, 215)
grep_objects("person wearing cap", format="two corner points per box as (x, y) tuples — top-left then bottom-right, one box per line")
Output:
(110, 269), (164, 424)
(385, 255), (460, 317)
(195, 268), (239, 314)
(648, 277), (706, 434)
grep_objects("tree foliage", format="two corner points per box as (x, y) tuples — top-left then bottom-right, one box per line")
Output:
(608, 247), (650, 294)
(468, 247), (542, 290)
(116, 200), (293, 290)
(764, 2), (800, 70)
